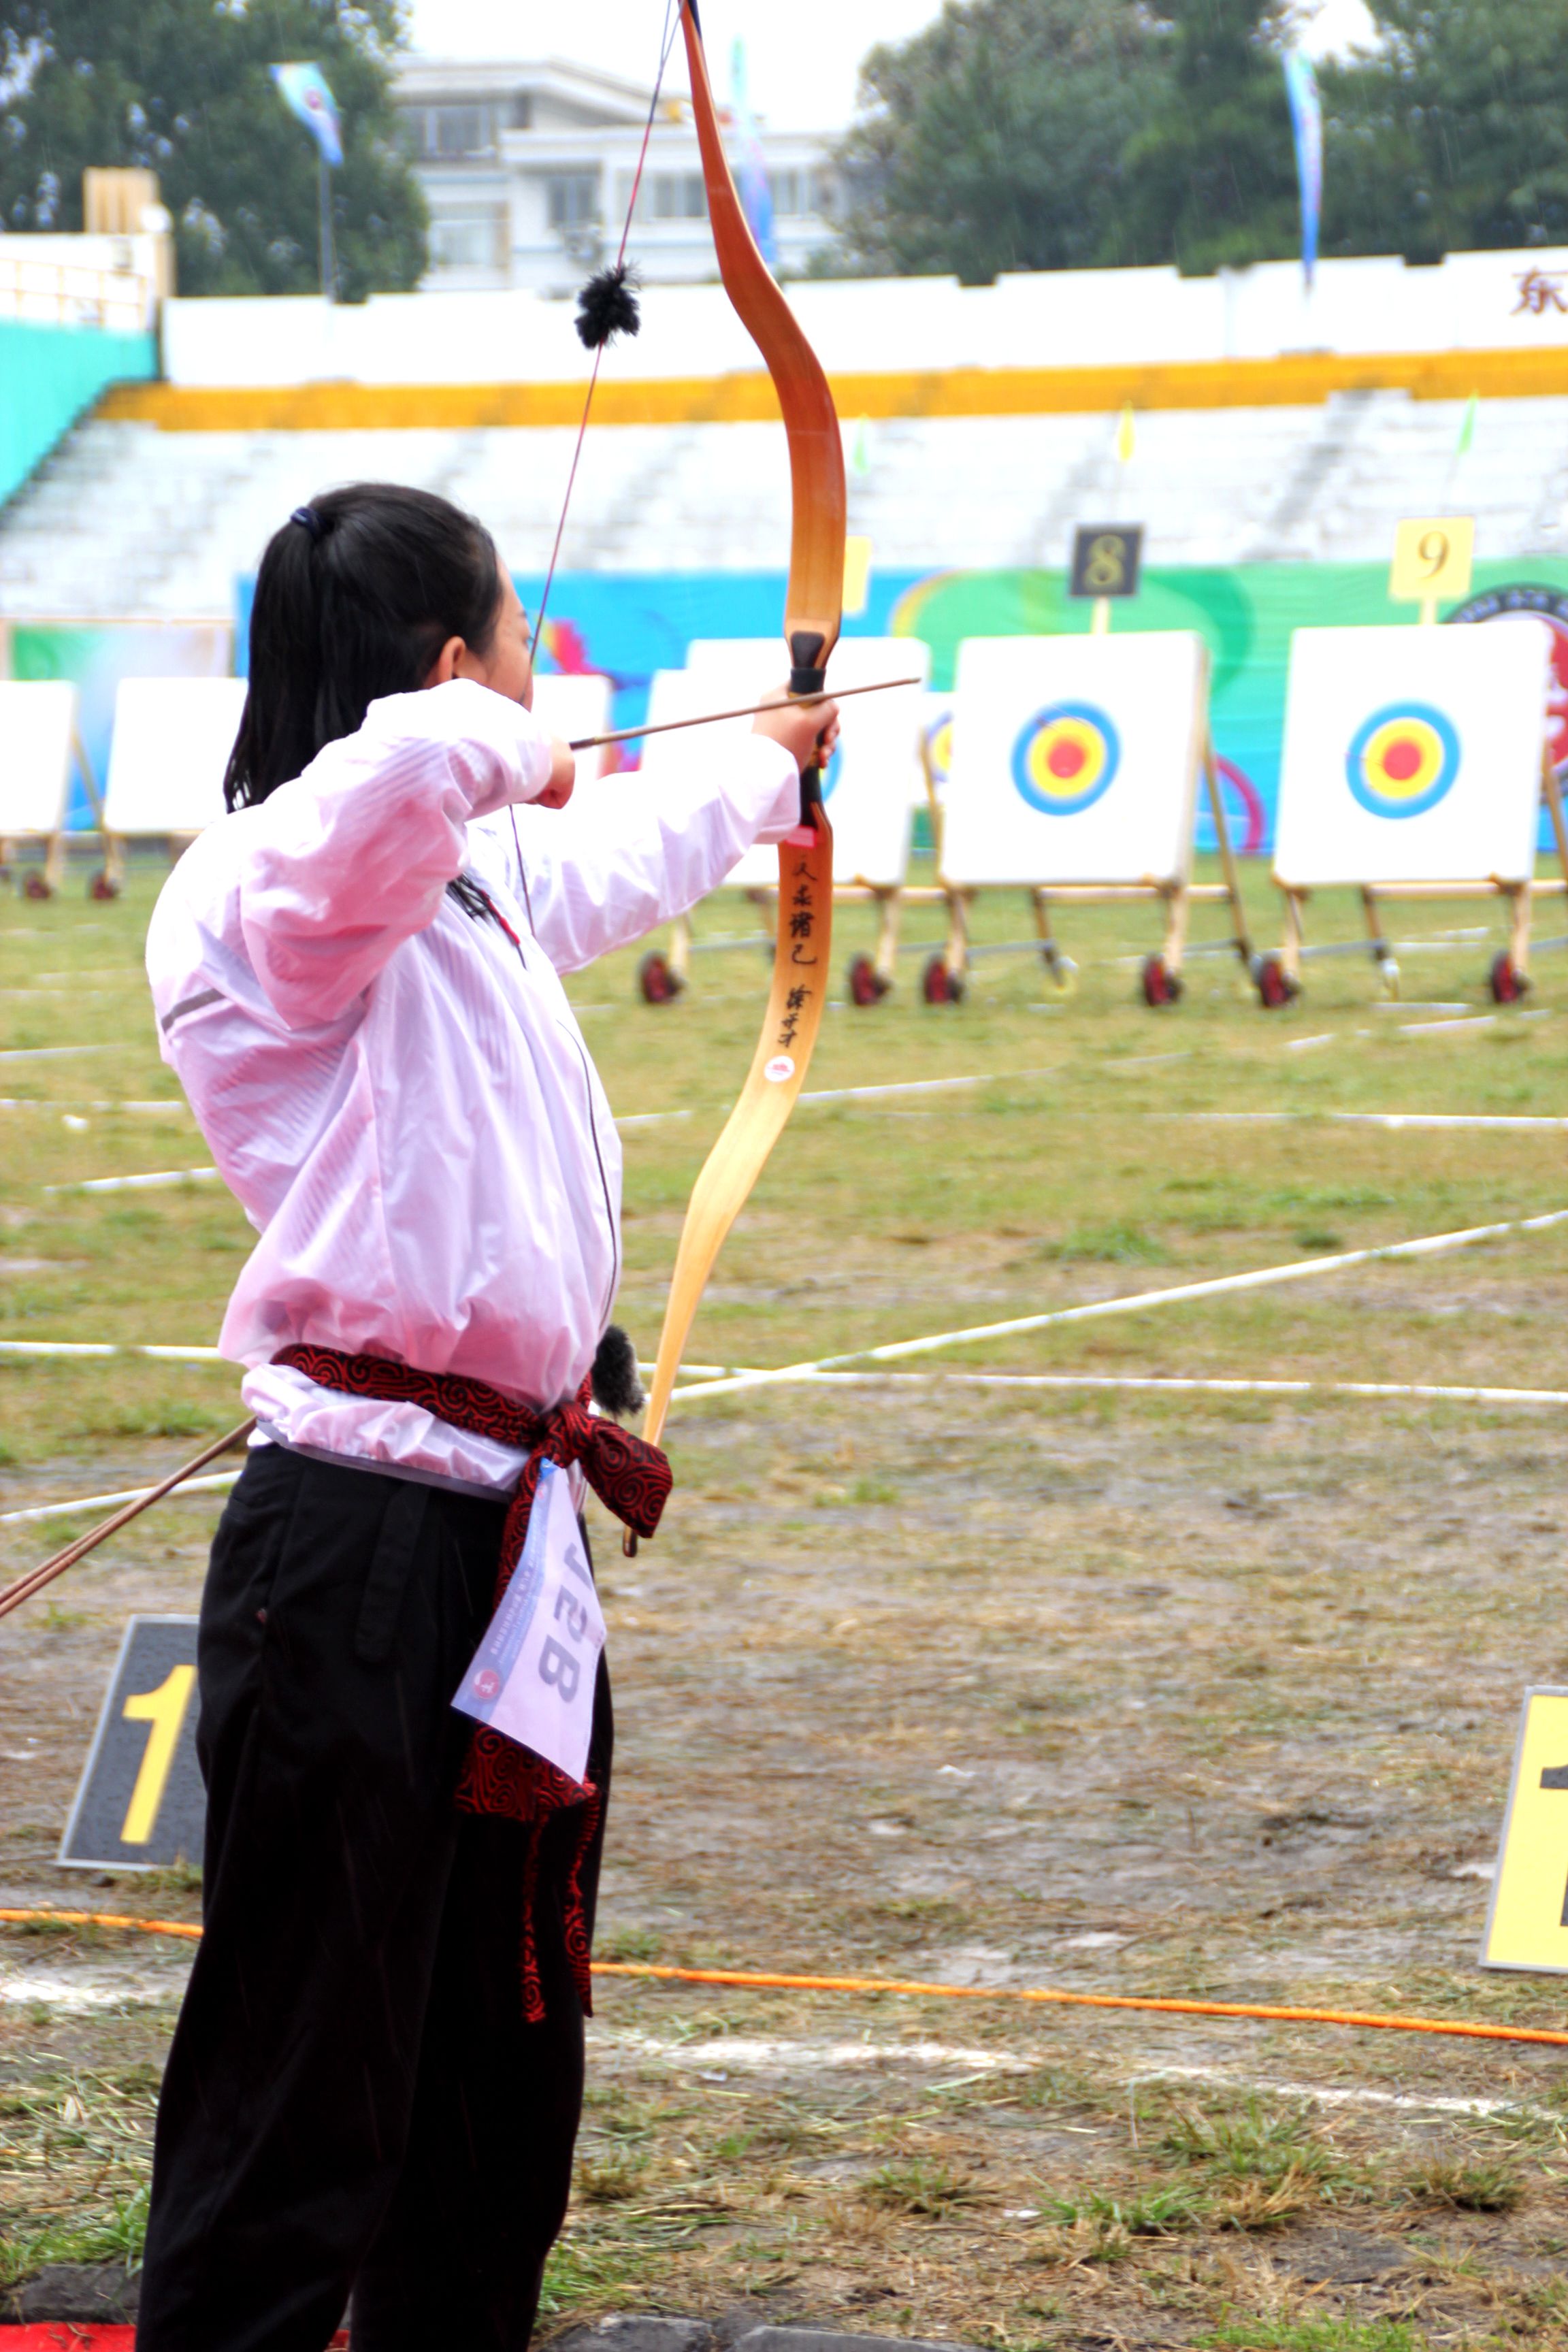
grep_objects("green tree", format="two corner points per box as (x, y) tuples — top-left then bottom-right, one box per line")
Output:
(834, 0), (1175, 283)
(1322, 0), (1568, 262)
(1117, 0), (1301, 272)
(0, 0), (427, 299)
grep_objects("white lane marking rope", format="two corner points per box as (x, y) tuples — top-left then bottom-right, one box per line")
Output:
(665, 1209), (1568, 1407)
(1187, 1111), (1568, 1131)
(743, 1369), (1568, 1407)
(44, 1167), (219, 1195)
(0, 1471), (240, 1527)
(0, 1340), (225, 1361)
(0, 1043), (115, 1063)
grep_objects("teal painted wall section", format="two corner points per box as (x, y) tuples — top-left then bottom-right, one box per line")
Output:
(0, 320), (157, 509)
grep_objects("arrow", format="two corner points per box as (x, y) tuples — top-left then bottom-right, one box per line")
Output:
(566, 674), (923, 753)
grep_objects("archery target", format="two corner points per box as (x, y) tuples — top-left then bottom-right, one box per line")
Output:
(528, 671), (612, 775)
(1011, 702), (1120, 816)
(941, 632), (1209, 887)
(1275, 620), (1552, 887)
(0, 681), (78, 837)
(921, 693), (953, 806)
(103, 676), (249, 836)
(681, 636), (930, 889)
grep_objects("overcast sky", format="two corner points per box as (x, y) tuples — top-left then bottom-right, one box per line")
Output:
(406, 0), (1382, 133)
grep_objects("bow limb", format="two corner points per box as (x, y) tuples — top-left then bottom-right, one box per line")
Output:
(638, 0), (847, 1453)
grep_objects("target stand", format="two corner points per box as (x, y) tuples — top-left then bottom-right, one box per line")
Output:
(632, 640), (931, 1007)
(0, 681), (108, 898)
(930, 632), (1255, 1008)
(1266, 619), (1562, 1007)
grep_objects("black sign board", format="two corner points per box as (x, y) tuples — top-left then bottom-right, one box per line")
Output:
(59, 1615), (205, 1871)
(1069, 524), (1145, 602)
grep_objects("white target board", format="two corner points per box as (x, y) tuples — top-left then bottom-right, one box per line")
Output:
(529, 672), (612, 775)
(681, 637), (930, 889)
(103, 676), (248, 836)
(0, 681), (78, 837)
(941, 633), (1209, 887)
(1275, 621), (1552, 887)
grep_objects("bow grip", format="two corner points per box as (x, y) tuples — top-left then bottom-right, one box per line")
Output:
(789, 628), (828, 824)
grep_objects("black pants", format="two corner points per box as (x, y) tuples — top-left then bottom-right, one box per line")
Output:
(137, 1446), (610, 2352)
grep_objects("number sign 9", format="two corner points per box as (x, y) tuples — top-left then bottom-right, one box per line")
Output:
(1390, 517), (1475, 606)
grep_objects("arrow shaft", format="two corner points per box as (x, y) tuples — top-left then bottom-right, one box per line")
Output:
(567, 674), (921, 753)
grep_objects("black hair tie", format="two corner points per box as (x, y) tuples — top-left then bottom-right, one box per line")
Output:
(291, 505), (323, 540)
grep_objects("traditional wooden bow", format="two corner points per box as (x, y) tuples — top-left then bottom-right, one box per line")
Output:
(635, 0), (847, 1477)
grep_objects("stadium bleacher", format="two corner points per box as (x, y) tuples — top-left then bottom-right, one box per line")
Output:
(4, 391), (1567, 619)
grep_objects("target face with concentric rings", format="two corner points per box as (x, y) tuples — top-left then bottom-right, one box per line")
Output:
(1011, 702), (1121, 816)
(1345, 702), (1460, 819)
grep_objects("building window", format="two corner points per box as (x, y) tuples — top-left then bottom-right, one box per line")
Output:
(546, 173), (599, 230)
(429, 212), (505, 271)
(404, 105), (490, 159)
(647, 172), (707, 221)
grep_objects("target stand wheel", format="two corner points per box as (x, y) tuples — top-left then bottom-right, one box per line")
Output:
(921, 954), (964, 1006)
(847, 953), (890, 1007)
(89, 869), (121, 902)
(1254, 953), (1299, 1011)
(637, 950), (685, 1006)
(1488, 951), (1530, 1005)
(22, 872), (52, 902)
(1140, 953), (1183, 1009)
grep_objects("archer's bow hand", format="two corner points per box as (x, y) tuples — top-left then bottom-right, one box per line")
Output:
(751, 688), (840, 776)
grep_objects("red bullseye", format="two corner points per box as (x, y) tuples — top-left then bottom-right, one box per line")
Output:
(1047, 738), (1086, 780)
(1382, 737), (1422, 783)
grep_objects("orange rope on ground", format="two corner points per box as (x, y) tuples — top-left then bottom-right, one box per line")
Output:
(2, 1910), (1563, 2048)
(0, 1907), (201, 1942)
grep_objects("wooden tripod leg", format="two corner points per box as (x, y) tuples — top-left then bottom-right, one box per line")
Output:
(1203, 736), (1254, 966)
(43, 829), (66, 892)
(872, 886), (899, 987)
(1280, 886), (1306, 985)
(1358, 888), (1399, 996)
(669, 911), (692, 987)
(945, 889), (971, 986)
(1161, 880), (1191, 977)
(1507, 881), (1533, 980)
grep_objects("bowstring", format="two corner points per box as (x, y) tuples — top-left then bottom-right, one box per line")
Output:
(529, 0), (683, 662)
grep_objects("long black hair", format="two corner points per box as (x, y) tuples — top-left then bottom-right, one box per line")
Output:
(224, 483), (505, 812)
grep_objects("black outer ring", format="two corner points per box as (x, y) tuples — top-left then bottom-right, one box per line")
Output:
(1444, 582), (1568, 628)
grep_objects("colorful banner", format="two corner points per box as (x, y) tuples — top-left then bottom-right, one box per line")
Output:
(728, 39), (777, 270)
(1283, 50), (1322, 291)
(271, 63), (344, 168)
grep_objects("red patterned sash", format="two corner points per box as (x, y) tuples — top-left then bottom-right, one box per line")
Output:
(274, 1341), (671, 2017)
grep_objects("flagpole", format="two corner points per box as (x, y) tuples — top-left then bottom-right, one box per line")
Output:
(319, 154), (336, 302)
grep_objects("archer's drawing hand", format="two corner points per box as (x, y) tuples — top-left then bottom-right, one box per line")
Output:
(535, 738), (576, 809)
(751, 686), (840, 777)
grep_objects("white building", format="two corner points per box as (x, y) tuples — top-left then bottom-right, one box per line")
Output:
(393, 56), (841, 295)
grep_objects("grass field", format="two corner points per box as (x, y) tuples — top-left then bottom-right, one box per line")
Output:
(4, 849), (1568, 2347)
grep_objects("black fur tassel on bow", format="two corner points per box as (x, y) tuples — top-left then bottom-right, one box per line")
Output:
(574, 262), (641, 350)
(591, 1325), (646, 1418)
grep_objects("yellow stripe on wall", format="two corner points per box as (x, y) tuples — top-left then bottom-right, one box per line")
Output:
(96, 344), (1568, 431)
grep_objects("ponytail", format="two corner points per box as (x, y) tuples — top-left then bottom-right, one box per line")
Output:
(224, 483), (504, 811)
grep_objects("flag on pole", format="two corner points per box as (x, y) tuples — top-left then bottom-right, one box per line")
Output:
(1282, 49), (1322, 291)
(1115, 404), (1136, 464)
(271, 63), (344, 169)
(1456, 391), (1478, 460)
(729, 39), (777, 269)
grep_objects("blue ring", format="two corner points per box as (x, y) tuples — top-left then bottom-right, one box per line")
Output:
(1345, 702), (1460, 819)
(1011, 702), (1120, 816)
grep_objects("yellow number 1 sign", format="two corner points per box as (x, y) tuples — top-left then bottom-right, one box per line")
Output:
(1481, 1688), (1568, 1972)
(1390, 516), (1475, 619)
(59, 1614), (206, 1872)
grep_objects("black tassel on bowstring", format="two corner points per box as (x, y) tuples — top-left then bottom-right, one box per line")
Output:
(591, 1325), (646, 1418)
(575, 263), (641, 352)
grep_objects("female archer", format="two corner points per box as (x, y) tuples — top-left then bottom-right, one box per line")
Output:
(135, 480), (836, 2350)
